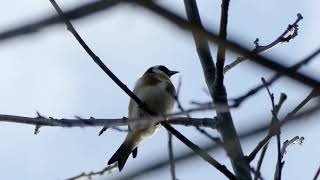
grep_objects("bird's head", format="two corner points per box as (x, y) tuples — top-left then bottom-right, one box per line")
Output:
(145, 65), (179, 78)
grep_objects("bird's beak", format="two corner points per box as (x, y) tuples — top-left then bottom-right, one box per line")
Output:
(168, 70), (179, 77)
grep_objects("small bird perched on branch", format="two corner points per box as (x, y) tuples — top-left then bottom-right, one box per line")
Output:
(108, 65), (178, 171)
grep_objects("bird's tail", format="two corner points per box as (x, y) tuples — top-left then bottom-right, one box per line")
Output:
(108, 133), (139, 171)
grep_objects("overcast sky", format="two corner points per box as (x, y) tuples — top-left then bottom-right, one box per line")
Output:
(0, 0), (319, 180)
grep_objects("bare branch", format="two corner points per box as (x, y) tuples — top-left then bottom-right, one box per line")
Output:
(191, 51), (317, 110)
(231, 51), (318, 107)
(215, 0), (229, 86)
(260, 82), (283, 180)
(224, 13), (303, 73)
(261, 78), (276, 110)
(250, 166), (264, 180)
(246, 88), (317, 177)
(0, 113), (217, 129)
(246, 93), (287, 162)
(254, 143), (269, 180)
(98, 126), (108, 136)
(167, 132), (177, 180)
(183, 0), (251, 179)
(260, 78), (283, 180)
(313, 165), (320, 180)
(66, 164), (117, 180)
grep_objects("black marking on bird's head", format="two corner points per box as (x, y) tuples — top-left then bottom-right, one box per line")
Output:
(145, 65), (178, 77)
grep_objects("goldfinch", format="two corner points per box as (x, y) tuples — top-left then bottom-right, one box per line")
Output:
(108, 65), (178, 171)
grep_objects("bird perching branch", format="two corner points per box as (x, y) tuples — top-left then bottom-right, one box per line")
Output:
(0, 113), (217, 129)
(48, 0), (236, 179)
(183, 0), (251, 179)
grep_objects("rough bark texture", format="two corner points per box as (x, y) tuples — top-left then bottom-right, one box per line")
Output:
(183, 0), (252, 179)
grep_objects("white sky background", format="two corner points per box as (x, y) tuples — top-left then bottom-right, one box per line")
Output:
(0, 0), (319, 180)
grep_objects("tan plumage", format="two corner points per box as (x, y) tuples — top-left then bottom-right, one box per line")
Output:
(108, 65), (178, 171)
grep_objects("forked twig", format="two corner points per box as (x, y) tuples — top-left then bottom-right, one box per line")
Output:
(224, 13), (303, 73)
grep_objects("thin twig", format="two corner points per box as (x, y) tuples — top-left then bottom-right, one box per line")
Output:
(246, 88), (318, 173)
(313, 165), (320, 180)
(66, 164), (117, 180)
(167, 132), (177, 180)
(274, 136), (304, 180)
(250, 166), (264, 180)
(254, 142), (269, 180)
(261, 78), (283, 180)
(246, 93), (287, 162)
(192, 50), (317, 111)
(232, 54), (318, 107)
(224, 13), (303, 73)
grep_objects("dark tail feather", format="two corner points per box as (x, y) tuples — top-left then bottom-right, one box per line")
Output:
(108, 143), (132, 171)
(132, 147), (138, 158)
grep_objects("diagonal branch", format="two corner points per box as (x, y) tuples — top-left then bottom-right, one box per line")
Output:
(195, 50), (318, 110)
(224, 13), (303, 73)
(232, 52), (318, 107)
(313, 165), (320, 180)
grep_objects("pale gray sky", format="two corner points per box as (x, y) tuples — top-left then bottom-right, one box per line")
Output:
(0, 0), (319, 180)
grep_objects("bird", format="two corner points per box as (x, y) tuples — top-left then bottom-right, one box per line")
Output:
(108, 65), (178, 171)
